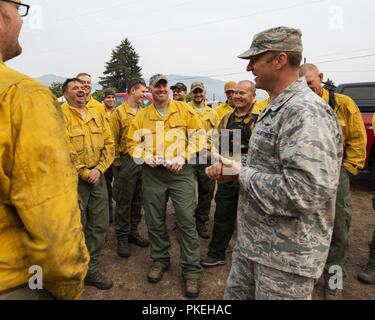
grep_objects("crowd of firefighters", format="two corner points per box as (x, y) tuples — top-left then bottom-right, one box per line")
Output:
(1, 0), (375, 300)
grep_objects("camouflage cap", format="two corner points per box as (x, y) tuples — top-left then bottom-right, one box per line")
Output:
(191, 81), (205, 92)
(238, 26), (303, 59)
(149, 74), (168, 86)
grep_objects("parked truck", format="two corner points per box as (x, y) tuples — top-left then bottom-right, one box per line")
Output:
(335, 82), (375, 179)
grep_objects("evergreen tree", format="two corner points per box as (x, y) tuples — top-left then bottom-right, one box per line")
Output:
(49, 82), (63, 98)
(99, 38), (143, 92)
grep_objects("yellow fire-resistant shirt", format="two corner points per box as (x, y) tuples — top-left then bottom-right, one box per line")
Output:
(109, 102), (140, 164)
(0, 63), (89, 299)
(256, 98), (270, 111)
(61, 96), (107, 118)
(190, 103), (220, 150)
(322, 88), (367, 175)
(62, 105), (115, 181)
(219, 101), (266, 130)
(215, 101), (235, 122)
(217, 101), (266, 157)
(88, 96), (107, 116)
(127, 100), (206, 162)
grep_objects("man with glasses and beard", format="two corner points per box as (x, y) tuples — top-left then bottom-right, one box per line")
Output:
(0, 0), (89, 300)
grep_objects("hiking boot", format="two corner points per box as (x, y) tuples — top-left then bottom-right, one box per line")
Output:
(129, 233), (149, 247)
(196, 222), (210, 239)
(147, 264), (169, 283)
(358, 262), (375, 284)
(84, 271), (113, 290)
(324, 286), (343, 300)
(117, 240), (131, 258)
(185, 279), (200, 298)
(201, 256), (226, 267)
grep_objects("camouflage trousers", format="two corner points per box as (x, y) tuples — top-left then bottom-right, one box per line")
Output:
(224, 249), (315, 300)
(324, 168), (352, 280)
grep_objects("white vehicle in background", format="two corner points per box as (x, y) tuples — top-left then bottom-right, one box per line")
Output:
(206, 100), (221, 108)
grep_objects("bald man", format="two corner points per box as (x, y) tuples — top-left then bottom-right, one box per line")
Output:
(300, 63), (367, 300)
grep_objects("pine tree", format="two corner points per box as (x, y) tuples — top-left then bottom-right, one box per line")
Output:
(48, 82), (63, 98)
(99, 38), (143, 92)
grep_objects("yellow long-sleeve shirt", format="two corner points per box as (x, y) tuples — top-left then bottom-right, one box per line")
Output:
(322, 88), (367, 175)
(61, 96), (107, 118)
(189, 103), (220, 150)
(127, 100), (206, 162)
(62, 105), (115, 181)
(215, 101), (235, 122)
(0, 63), (89, 299)
(109, 102), (140, 164)
(88, 96), (107, 116)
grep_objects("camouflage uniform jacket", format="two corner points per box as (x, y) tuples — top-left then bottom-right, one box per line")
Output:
(237, 79), (343, 279)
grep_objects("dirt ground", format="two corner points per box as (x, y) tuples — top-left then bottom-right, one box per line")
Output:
(82, 172), (375, 300)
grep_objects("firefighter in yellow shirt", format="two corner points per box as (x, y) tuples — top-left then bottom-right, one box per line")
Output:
(300, 64), (367, 300)
(127, 74), (206, 298)
(77, 72), (107, 115)
(102, 88), (117, 224)
(0, 1), (88, 300)
(109, 79), (149, 258)
(171, 82), (188, 102)
(201, 80), (265, 268)
(189, 81), (220, 239)
(61, 72), (107, 117)
(62, 78), (115, 291)
(215, 81), (237, 122)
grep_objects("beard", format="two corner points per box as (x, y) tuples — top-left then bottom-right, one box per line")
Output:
(3, 41), (22, 62)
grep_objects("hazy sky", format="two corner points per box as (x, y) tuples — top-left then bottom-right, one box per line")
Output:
(8, 0), (375, 86)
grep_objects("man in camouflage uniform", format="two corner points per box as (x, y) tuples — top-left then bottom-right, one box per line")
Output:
(300, 64), (367, 299)
(206, 26), (343, 300)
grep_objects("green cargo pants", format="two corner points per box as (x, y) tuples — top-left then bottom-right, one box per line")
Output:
(142, 164), (203, 280)
(324, 168), (352, 280)
(113, 156), (142, 241)
(193, 164), (215, 224)
(208, 181), (240, 260)
(78, 176), (109, 274)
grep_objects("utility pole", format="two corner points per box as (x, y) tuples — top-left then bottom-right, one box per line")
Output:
(304, 57), (307, 64)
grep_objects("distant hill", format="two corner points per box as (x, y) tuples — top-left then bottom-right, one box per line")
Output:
(35, 74), (268, 102)
(162, 74), (268, 102)
(35, 74), (102, 91)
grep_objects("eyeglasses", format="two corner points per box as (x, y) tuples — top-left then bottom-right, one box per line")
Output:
(1, 0), (30, 17)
